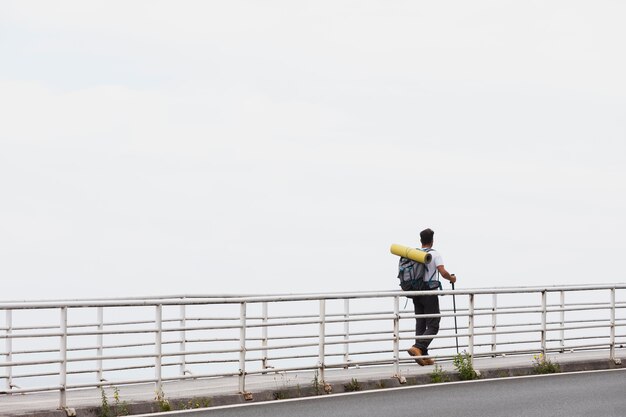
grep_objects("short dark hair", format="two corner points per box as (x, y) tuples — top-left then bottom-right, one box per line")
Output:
(420, 228), (434, 245)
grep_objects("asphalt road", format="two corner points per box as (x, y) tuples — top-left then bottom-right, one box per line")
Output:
(144, 369), (626, 417)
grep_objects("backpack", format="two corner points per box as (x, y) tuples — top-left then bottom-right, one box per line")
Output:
(397, 248), (438, 291)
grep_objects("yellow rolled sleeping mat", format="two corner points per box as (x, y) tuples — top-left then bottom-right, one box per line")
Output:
(390, 243), (432, 264)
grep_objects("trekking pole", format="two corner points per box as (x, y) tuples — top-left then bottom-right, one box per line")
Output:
(452, 280), (459, 354)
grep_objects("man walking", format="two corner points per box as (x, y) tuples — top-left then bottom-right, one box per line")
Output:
(407, 228), (456, 366)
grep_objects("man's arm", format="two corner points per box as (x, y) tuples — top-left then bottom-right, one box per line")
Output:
(437, 265), (456, 283)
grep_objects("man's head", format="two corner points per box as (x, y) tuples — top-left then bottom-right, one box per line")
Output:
(420, 228), (434, 246)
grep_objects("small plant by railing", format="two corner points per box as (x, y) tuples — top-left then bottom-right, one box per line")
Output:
(99, 386), (129, 417)
(272, 390), (288, 400)
(155, 390), (171, 412)
(532, 354), (561, 374)
(344, 378), (361, 392)
(113, 387), (129, 416)
(176, 397), (212, 410)
(454, 351), (479, 381)
(99, 387), (111, 417)
(429, 364), (450, 383)
(272, 371), (299, 400)
(312, 370), (323, 395)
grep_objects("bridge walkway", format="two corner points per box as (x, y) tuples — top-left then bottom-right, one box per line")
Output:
(1, 350), (623, 417)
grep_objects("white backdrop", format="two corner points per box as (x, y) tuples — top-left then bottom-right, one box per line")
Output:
(1, 1), (624, 300)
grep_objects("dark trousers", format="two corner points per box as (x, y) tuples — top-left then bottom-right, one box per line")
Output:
(412, 292), (440, 355)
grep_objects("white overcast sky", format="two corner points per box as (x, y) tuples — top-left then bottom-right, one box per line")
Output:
(1, 1), (625, 300)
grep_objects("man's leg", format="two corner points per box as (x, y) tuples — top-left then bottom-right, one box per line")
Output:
(408, 296), (428, 365)
(413, 296), (426, 347)
(415, 294), (440, 356)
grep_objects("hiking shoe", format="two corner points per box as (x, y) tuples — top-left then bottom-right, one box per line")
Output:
(407, 346), (426, 366)
(423, 357), (436, 366)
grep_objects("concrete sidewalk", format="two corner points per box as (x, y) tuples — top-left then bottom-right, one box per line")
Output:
(1, 350), (624, 417)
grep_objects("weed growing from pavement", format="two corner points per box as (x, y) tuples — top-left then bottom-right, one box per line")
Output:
(344, 378), (361, 392)
(99, 386), (129, 417)
(177, 397), (212, 410)
(272, 390), (288, 400)
(111, 387), (129, 416)
(532, 354), (561, 374)
(272, 371), (297, 400)
(429, 364), (450, 383)
(99, 387), (111, 417)
(312, 370), (323, 395)
(453, 351), (479, 381)
(155, 390), (171, 412)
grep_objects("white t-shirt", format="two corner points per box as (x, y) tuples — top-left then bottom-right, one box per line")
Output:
(424, 249), (444, 286)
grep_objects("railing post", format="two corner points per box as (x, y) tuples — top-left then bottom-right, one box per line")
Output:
(610, 288), (616, 362)
(59, 307), (68, 410)
(179, 304), (187, 376)
(491, 293), (497, 356)
(541, 291), (547, 356)
(468, 294), (475, 363)
(262, 302), (268, 371)
(97, 307), (103, 381)
(238, 302), (247, 393)
(318, 299), (326, 383)
(393, 296), (400, 377)
(559, 291), (565, 352)
(343, 299), (350, 367)
(5, 309), (13, 391)
(155, 304), (162, 393)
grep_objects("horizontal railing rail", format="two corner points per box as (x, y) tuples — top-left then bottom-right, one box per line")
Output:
(1, 284), (625, 410)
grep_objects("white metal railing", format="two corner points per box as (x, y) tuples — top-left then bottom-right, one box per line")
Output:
(1, 284), (625, 409)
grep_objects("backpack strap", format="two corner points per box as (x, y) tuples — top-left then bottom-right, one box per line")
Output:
(423, 248), (439, 289)
(434, 271), (442, 290)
